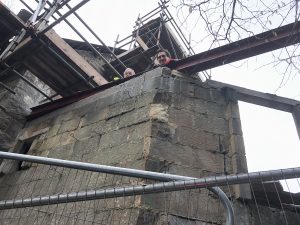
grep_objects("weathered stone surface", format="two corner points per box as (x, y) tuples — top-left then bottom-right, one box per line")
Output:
(58, 116), (82, 134)
(0, 68), (296, 225)
(0, 71), (52, 151)
(148, 138), (225, 173)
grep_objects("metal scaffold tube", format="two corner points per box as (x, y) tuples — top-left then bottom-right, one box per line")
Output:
(64, 3), (127, 70)
(37, 38), (96, 88)
(20, 1), (106, 86)
(0, 81), (16, 94)
(40, 0), (91, 35)
(0, 151), (264, 225)
(36, 0), (123, 78)
(1, 164), (299, 211)
(0, 63), (52, 101)
(2, 152), (300, 223)
(51, 3), (123, 78)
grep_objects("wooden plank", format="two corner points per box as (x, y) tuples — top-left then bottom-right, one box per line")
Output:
(207, 80), (300, 112)
(136, 36), (149, 50)
(45, 29), (108, 85)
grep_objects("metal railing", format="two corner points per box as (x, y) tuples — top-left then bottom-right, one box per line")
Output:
(0, 152), (299, 224)
(0, 151), (234, 225)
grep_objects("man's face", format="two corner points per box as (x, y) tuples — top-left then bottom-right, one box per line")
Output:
(157, 51), (169, 65)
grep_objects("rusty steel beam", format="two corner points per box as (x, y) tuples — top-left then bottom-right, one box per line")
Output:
(172, 22), (300, 73)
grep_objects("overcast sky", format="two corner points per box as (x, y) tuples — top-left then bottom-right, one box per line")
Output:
(6, 0), (300, 192)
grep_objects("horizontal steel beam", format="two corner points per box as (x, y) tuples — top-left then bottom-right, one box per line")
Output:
(0, 166), (299, 210)
(172, 22), (300, 73)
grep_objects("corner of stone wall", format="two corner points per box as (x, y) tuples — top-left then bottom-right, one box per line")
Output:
(223, 87), (251, 200)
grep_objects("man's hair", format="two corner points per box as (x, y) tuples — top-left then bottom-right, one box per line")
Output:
(156, 49), (171, 58)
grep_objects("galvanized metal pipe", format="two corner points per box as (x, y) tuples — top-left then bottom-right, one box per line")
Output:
(50, 4), (123, 79)
(0, 81), (16, 94)
(159, 0), (195, 54)
(40, 0), (91, 34)
(0, 166), (299, 211)
(28, 0), (45, 24)
(1, 63), (52, 101)
(64, 3), (127, 70)
(36, 0), (64, 31)
(37, 38), (96, 88)
(0, 152), (231, 224)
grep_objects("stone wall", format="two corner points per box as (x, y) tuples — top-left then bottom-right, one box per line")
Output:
(0, 70), (52, 152)
(0, 67), (297, 224)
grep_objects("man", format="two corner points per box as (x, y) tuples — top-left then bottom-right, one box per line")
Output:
(123, 68), (136, 78)
(155, 49), (178, 68)
(120, 49), (177, 80)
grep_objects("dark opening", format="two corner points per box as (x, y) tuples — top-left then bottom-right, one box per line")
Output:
(17, 139), (33, 170)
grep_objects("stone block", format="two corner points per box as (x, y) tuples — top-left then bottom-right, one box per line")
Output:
(226, 102), (240, 119)
(142, 76), (162, 92)
(47, 142), (75, 160)
(180, 80), (195, 97)
(39, 134), (62, 150)
(58, 117), (81, 134)
(168, 108), (194, 128)
(108, 98), (135, 119)
(0, 113), (11, 130)
(173, 127), (221, 152)
(210, 87), (226, 103)
(135, 209), (160, 225)
(193, 113), (228, 135)
(59, 132), (77, 146)
(18, 122), (50, 141)
(46, 123), (61, 138)
(153, 92), (173, 105)
(228, 134), (246, 156)
(148, 138), (224, 173)
(92, 140), (144, 165)
(81, 107), (109, 127)
(231, 153), (248, 173)
(73, 122), (98, 140)
(71, 135), (100, 161)
(151, 121), (176, 141)
(116, 159), (146, 171)
(143, 189), (225, 222)
(228, 118), (243, 135)
(118, 106), (150, 129)
(194, 86), (211, 101)
(172, 95), (226, 118)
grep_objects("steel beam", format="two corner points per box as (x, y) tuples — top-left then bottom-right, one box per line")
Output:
(172, 22), (300, 73)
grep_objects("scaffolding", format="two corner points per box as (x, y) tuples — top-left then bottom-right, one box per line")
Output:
(0, 0), (195, 101)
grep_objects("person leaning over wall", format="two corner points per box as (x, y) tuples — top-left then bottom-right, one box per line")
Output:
(155, 48), (178, 68)
(120, 48), (178, 80)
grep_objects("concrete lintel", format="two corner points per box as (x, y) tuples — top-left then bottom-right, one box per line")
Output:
(207, 80), (299, 112)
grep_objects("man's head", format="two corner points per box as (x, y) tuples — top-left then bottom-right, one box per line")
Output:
(123, 68), (135, 78)
(156, 49), (171, 66)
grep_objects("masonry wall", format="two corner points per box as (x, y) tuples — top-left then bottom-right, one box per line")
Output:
(0, 70), (52, 152)
(0, 68), (297, 224)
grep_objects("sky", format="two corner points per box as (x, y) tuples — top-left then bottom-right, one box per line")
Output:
(5, 0), (300, 192)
